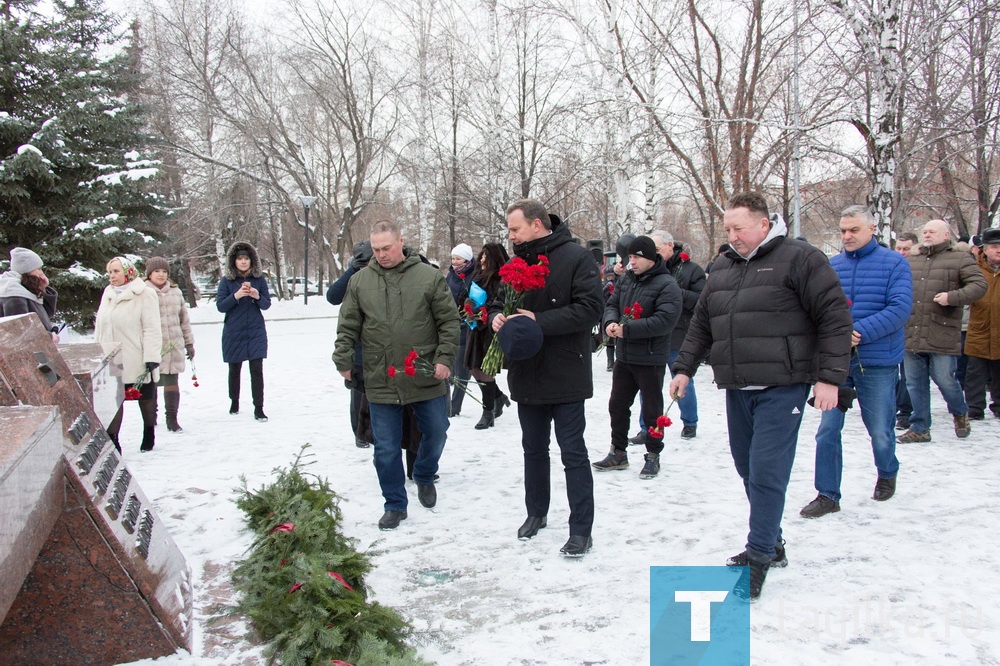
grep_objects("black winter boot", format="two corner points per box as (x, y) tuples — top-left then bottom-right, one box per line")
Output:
(140, 426), (155, 452)
(493, 388), (511, 419)
(165, 390), (183, 432)
(476, 383), (497, 429)
(228, 362), (241, 414)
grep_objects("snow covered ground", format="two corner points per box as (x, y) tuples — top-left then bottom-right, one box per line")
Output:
(107, 297), (1000, 665)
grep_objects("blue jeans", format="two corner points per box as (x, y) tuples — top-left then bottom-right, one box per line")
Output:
(638, 350), (699, 429)
(726, 384), (810, 558)
(903, 352), (968, 433)
(814, 365), (899, 502)
(369, 395), (449, 512)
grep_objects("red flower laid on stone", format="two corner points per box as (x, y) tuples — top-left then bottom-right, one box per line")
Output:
(269, 522), (295, 534)
(328, 571), (355, 592)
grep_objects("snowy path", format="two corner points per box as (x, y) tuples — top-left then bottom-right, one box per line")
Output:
(114, 299), (1000, 665)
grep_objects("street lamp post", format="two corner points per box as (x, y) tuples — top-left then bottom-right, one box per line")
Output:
(299, 195), (317, 304)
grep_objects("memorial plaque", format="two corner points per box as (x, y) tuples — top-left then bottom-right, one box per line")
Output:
(0, 314), (193, 659)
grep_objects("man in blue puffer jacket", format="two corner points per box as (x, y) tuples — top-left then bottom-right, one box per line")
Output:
(800, 205), (912, 519)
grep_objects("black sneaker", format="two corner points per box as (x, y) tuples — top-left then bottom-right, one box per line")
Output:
(355, 437), (371, 448)
(726, 540), (787, 568)
(969, 411), (985, 421)
(800, 494), (840, 518)
(592, 446), (628, 470)
(747, 557), (770, 600)
(378, 510), (407, 530)
(230, 401), (239, 415)
(681, 425), (697, 439)
(254, 409), (268, 423)
(628, 431), (646, 445)
(639, 453), (660, 479)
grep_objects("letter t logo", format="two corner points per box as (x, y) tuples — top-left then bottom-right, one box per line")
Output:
(674, 590), (729, 641)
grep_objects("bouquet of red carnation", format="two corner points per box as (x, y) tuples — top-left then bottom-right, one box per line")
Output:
(124, 367), (153, 400)
(461, 300), (489, 329)
(595, 301), (643, 354)
(388, 350), (484, 406)
(646, 399), (677, 439)
(190, 360), (200, 387)
(481, 256), (550, 374)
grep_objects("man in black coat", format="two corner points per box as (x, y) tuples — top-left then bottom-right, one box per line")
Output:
(490, 198), (603, 558)
(651, 231), (706, 439)
(669, 192), (852, 600)
(595, 235), (681, 479)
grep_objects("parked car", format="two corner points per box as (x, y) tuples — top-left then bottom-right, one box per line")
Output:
(285, 277), (319, 296)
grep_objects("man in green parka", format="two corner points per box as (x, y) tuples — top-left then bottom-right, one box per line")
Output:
(334, 220), (460, 530)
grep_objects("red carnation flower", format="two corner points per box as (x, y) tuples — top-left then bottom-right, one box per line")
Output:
(631, 302), (644, 318)
(404, 365), (417, 377)
(387, 365), (397, 377)
(647, 426), (664, 439)
(124, 387), (142, 400)
(289, 582), (303, 594)
(269, 522), (295, 534)
(608, 283), (615, 294)
(679, 252), (690, 262)
(656, 415), (672, 428)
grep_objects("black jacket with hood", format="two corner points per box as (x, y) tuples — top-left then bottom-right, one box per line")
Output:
(672, 216), (852, 389)
(603, 256), (681, 365)
(490, 215), (603, 404)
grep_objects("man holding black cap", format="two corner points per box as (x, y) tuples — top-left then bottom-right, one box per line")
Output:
(594, 235), (681, 479)
(491, 198), (603, 557)
(964, 228), (1000, 420)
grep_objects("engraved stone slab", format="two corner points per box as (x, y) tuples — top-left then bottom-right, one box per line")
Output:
(0, 315), (192, 655)
(0, 406), (64, 623)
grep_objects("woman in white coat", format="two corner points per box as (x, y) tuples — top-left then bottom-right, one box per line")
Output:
(95, 256), (162, 452)
(145, 257), (195, 432)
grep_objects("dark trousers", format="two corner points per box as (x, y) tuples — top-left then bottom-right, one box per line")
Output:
(896, 362), (911, 419)
(608, 362), (666, 453)
(229, 359), (264, 409)
(965, 356), (1000, 417)
(726, 384), (810, 559)
(517, 401), (595, 537)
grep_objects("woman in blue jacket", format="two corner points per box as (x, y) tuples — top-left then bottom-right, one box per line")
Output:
(217, 241), (271, 421)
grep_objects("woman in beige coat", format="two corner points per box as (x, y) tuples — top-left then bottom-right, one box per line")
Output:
(95, 256), (162, 452)
(145, 257), (195, 432)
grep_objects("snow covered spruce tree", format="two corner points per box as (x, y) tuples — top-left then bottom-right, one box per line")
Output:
(0, 0), (165, 329)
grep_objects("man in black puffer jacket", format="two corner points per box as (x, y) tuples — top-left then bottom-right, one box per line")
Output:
(594, 236), (681, 479)
(490, 198), (603, 558)
(670, 192), (852, 601)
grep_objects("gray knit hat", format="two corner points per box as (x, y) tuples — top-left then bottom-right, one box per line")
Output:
(10, 247), (43, 274)
(145, 256), (170, 277)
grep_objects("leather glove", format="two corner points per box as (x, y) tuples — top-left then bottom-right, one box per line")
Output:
(186, 344), (195, 360)
(146, 362), (160, 371)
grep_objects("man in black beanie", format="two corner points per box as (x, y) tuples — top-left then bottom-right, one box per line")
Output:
(594, 236), (681, 479)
